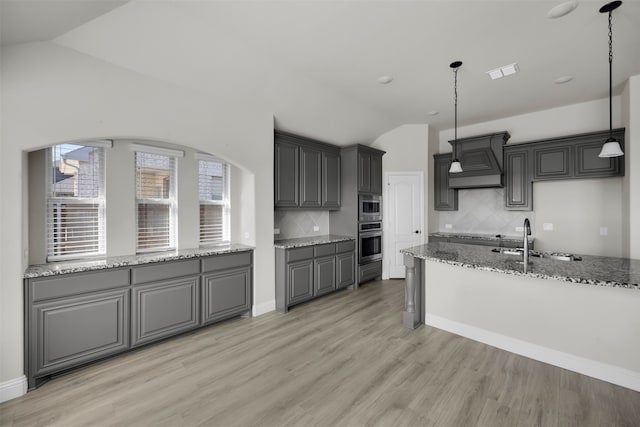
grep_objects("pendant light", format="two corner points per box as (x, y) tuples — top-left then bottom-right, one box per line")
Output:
(449, 61), (463, 173)
(598, 1), (624, 158)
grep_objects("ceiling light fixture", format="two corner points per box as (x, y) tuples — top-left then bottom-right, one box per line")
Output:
(427, 111), (439, 116)
(377, 76), (393, 84)
(547, 1), (579, 19)
(449, 61), (463, 174)
(486, 63), (519, 80)
(598, 1), (624, 158)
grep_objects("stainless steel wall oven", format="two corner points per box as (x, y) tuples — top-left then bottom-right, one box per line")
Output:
(359, 221), (382, 264)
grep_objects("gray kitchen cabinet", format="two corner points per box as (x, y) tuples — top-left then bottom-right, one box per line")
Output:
(433, 153), (458, 211)
(25, 249), (254, 390)
(201, 252), (252, 325)
(274, 140), (299, 208)
(357, 149), (384, 195)
(274, 130), (341, 210)
(574, 137), (624, 178)
(275, 239), (355, 312)
(336, 240), (356, 289)
(322, 151), (341, 209)
(359, 260), (382, 284)
(131, 276), (200, 347)
(533, 143), (572, 180)
(29, 288), (129, 380)
(300, 145), (322, 208)
(504, 146), (533, 211)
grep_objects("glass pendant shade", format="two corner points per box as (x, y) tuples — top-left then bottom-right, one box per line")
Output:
(449, 160), (463, 173)
(598, 137), (624, 157)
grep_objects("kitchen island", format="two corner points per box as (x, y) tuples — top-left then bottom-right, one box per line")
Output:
(400, 242), (640, 391)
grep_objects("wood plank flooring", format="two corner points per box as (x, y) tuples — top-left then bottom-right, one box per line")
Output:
(1, 279), (639, 426)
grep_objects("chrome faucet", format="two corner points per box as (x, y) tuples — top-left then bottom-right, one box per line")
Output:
(523, 218), (531, 273)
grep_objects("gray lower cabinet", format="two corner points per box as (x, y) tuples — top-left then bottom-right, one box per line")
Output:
(30, 288), (129, 379)
(131, 276), (200, 347)
(25, 249), (253, 390)
(275, 240), (355, 312)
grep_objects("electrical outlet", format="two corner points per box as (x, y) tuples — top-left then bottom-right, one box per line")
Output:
(600, 227), (608, 236)
(445, 224), (453, 229)
(244, 232), (250, 239)
(274, 228), (280, 235)
(543, 223), (554, 231)
(313, 226), (320, 232)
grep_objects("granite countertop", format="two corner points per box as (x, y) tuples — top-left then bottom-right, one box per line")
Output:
(274, 235), (355, 249)
(429, 232), (532, 244)
(401, 242), (640, 290)
(24, 243), (255, 279)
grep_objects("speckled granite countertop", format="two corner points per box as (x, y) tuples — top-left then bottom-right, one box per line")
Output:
(401, 242), (640, 290)
(274, 235), (355, 249)
(24, 243), (255, 279)
(429, 232), (533, 245)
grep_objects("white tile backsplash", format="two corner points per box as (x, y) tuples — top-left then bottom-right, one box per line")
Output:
(438, 188), (535, 236)
(274, 210), (330, 239)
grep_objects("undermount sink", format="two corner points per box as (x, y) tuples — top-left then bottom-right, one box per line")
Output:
(491, 247), (582, 261)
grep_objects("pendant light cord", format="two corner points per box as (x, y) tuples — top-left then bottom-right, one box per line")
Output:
(608, 11), (613, 134)
(454, 66), (458, 158)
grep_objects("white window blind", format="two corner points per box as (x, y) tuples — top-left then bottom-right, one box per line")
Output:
(47, 144), (106, 261)
(198, 157), (230, 245)
(136, 151), (177, 252)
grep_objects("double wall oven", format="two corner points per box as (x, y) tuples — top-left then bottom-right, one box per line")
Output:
(358, 195), (382, 264)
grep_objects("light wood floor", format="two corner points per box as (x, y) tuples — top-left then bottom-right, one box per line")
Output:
(1, 279), (639, 426)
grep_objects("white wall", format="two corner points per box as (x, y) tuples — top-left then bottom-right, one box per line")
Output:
(622, 75), (640, 259)
(0, 42), (275, 391)
(425, 261), (640, 390)
(433, 97), (627, 257)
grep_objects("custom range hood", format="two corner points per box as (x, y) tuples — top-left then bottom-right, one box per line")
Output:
(447, 131), (511, 188)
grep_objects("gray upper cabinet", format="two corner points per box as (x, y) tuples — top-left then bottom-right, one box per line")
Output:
(322, 151), (341, 209)
(433, 153), (458, 211)
(274, 140), (299, 208)
(504, 146), (533, 211)
(574, 137), (624, 177)
(357, 149), (384, 195)
(275, 131), (341, 209)
(533, 143), (572, 180)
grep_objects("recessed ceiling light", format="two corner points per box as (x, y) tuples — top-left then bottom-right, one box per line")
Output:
(547, 1), (579, 19)
(554, 75), (574, 84)
(377, 76), (393, 84)
(486, 63), (519, 80)
(427, 111), (439, 116)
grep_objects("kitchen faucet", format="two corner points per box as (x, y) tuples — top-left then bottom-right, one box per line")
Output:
(523, 218), (531, 273)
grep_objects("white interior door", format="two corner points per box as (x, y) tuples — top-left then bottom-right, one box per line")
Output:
(385, 173), (424, 279)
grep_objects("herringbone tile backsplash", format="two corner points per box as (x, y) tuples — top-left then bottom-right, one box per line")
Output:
(274, 210), (330, 239)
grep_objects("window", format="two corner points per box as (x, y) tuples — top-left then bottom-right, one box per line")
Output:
(47, 143), (106, 261)
(198, 156), (230, 245)
(135, 148), (180, 252)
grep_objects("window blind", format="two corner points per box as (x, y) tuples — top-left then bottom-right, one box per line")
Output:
(136, 151), (177, 251)
(47, 144), (105, 260)
(198, 158), (229, 244)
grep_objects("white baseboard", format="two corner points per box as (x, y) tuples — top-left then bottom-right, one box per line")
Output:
(0, 375), (27, 403)
(426, 314), (640, 392)
(252, 299), (275, 317)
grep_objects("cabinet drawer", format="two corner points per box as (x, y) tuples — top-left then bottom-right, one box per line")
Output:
(132, 259), (200, 284)
(336, 240), (355, 253)
(314, 243), (336, 258)
(201, 251), (252, 273)
(286, 247), (314, 263)
(360, 261), (382, 283)
(30, 269), (130, 302)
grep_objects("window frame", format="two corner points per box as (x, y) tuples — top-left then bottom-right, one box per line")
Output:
(197, 154), (231, 246)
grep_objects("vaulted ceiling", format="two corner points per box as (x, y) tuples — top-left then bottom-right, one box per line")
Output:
(2, 0), (640, 144)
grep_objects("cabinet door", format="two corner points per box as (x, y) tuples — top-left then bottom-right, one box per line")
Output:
(336, 251), (355, 289)
(370, 154), (383, 195)
(131, 276), (199, 347)
(433, 154), (458, 211)
(575, 140), (623, 178)
(322, 151), (341, 209)
(300, 146), (322, 207)
(533, 144), (572, 180)
(358, 151), (372, 193)
(314, 255), (336, 296)
(30, 289), (129, 376)
(504, 148), (533, 211)
(202, 267), (251, 325)
(287, 259), (314, 306)
(274, 141), (299, 207)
